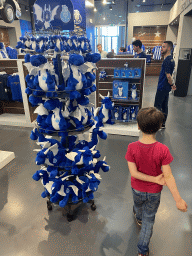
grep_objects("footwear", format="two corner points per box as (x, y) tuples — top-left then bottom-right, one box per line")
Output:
(137, 250), (149, 256)
(161, 124), (166, 129)
(133, 206), (142, 227)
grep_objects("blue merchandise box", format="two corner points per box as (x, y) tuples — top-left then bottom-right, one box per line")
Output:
(134, 68), (141, 78)
(113, 80), (129, 100)
(127, 68), (134, 78)
(114, 68), (121, 78)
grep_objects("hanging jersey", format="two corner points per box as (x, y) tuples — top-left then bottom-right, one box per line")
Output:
(152, 46), (162, 60)
(127, 44), (134, 54)
(0, 74), (13, 101)
(0, 50), (9, 59)
(7, 75), (23, 102)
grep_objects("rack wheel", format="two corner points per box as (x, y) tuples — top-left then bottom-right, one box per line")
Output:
(67, 214), (74, 222)
(91, 204), (96, 211)
(47, 201), (52, 211)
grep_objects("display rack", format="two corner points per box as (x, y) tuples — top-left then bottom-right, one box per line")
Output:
(96, 58), (146, 136)
(0, 59), (36, 127)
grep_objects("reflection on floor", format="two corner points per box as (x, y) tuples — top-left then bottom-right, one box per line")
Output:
(0, 77), (191, 256)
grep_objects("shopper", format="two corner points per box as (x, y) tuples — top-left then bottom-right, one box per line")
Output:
(132, 40), (147, 58)
(125, 107), (188, 256)
(154, 41), (177, 129)
(97, 43), (108, 58)
(119, 47), (126, 53)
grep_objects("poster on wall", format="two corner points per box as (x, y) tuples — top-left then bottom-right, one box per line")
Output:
(33, 0), (74, 31)
(20, 20), (32, 36)
(72, 0), (86, 29)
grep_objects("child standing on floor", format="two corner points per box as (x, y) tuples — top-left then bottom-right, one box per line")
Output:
(125, 107), (188, 256)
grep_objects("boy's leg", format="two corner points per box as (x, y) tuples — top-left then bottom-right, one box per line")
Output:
(161, 92), (169, 125)
(132, 188), (143, 222)
(136, 190), (161, 255)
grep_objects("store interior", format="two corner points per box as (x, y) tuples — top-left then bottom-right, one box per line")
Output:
(0, 0), (192, 256)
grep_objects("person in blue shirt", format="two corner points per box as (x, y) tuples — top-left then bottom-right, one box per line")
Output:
(154, 41), (177, 129)
(132, 40), (147, 58)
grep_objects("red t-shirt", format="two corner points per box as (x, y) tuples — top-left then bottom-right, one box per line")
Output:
(125, 141), (174, 193)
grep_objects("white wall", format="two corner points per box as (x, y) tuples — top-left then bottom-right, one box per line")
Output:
(166, 25), (178, 42)
(128, 11), (170, 45)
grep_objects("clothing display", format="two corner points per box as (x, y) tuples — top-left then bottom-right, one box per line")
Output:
(0, 72), (22, 102)
(7, 74), (23, 102)
(152, 46), (162, 60)
(0, 73), (13, 101)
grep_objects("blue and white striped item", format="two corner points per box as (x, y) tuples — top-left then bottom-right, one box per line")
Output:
(152, 46), (162, 60)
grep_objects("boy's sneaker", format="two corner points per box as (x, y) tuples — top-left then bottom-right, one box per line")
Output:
(161, 124), (166, 129)
(138, 250), (149, 256)
(133, 206), (142, 227)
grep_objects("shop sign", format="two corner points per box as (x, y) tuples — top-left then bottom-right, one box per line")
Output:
(33, 0), (74, 31)
(180, 0), (192, 13)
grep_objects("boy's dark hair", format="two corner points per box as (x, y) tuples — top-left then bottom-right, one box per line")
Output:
(132, 40), (142, 49)
(136, 107), (164, 134)
(164, 41), (173, 51)
(120, 47), (126, 52)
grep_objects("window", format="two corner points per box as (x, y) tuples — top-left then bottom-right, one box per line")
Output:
(95, 26), (125, 54)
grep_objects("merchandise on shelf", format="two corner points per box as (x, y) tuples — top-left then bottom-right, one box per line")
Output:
(134, 68), (141, 78)
(129, 84), (138, 101)
(113, 80), (129, 100)
(114, 68), (121, 78)
(130, 105), (139, 121)
(122, 107), (131, 122)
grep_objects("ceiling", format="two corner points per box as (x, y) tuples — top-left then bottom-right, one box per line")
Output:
(94, 0), (177, 4)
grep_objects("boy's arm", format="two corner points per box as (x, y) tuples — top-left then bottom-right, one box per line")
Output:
(127, 162), (157, 183)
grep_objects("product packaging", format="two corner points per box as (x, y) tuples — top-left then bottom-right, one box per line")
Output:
(134, 68), (141, 78)
(113, 80), (129, 100)
(114, 68), (121, 78)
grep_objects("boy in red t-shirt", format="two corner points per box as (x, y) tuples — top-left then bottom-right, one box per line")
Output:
(125, 107), (187, 256)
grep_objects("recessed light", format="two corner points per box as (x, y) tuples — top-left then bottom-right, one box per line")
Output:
(119, 15), (122, 17)
(103, 17), (106, 20)
(137, 4), (140, 7)
(94, 7), (97, 12)
(103, 0), (107, 5)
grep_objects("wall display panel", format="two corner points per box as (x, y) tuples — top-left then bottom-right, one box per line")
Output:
(133, 26), (167, 49)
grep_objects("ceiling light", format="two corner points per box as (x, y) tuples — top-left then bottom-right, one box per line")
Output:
(137, 5), (140, 7)
(119, 16), (122, 17)
(112, 0), (115, 4)
(85, 0), (94, 7)
(103, 0), (107, 5)
(103, 17), (106, 20)
(143, 0), (146, 2)
(109, 5), (112, 10)
(25, 6), (29, 11)
(94, 7), (97, 12)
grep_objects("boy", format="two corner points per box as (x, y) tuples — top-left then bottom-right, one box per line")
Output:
(125, 107), (188, 256)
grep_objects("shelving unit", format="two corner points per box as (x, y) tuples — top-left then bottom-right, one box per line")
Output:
(0, 59), (36, 127)
(96, 58), (146, 136)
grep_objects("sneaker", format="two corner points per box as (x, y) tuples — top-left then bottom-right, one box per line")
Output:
(138, 250), (149, 256)
(161, 124), (166, 129)
(133, 206), (142, 227)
